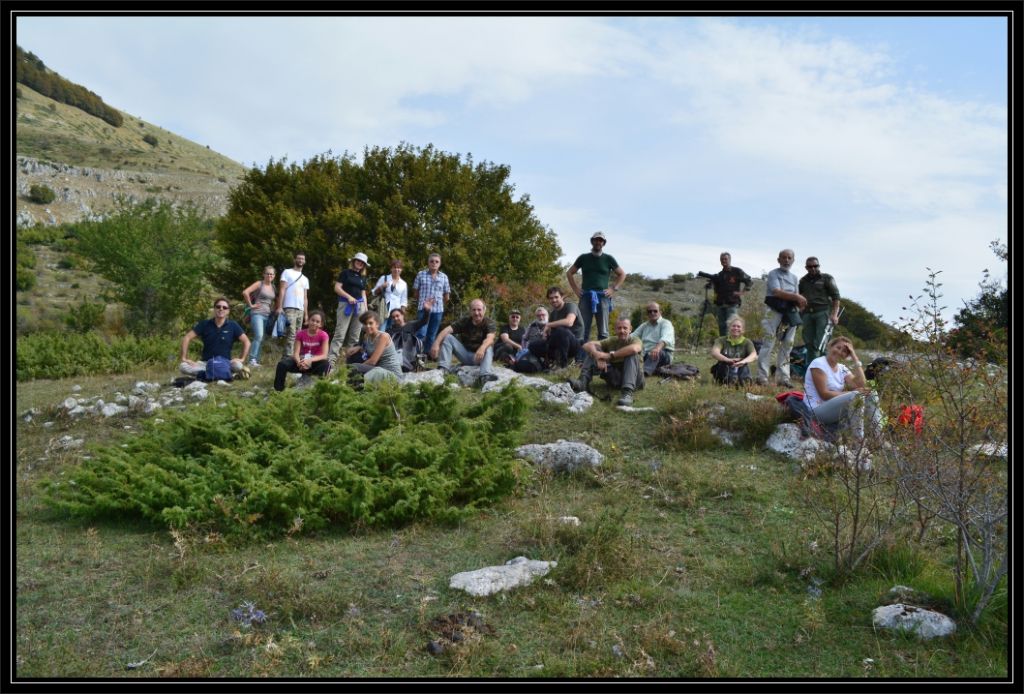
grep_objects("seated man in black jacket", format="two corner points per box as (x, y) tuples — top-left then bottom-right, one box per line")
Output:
(386, 299), (432, 372)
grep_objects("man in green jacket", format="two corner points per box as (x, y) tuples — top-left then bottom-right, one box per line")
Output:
(798, 256), (841, 363)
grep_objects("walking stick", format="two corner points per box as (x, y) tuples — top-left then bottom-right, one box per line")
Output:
(817, 306), (845, 354)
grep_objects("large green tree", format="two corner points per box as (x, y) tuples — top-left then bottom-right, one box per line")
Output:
(215, 143), (563, 315)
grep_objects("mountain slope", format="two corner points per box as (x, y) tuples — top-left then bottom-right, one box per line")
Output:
(16, 81), (246, 226)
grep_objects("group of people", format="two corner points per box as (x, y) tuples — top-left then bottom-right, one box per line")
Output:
(176, 235), (876, 443)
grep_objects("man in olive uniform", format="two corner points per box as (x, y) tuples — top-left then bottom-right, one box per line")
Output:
(798, 257), (841, 363)
(569, 317), (644, 406)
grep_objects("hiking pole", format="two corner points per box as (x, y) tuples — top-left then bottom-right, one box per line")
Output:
(817, 306), (845, 354)
(692, 280), (713, 350)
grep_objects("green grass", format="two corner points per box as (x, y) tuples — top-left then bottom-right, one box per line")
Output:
(14, 353), (1008, 678)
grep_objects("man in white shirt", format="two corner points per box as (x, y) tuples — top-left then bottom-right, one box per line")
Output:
(631, 302), (674, 375)
(274, 251), (310, 356)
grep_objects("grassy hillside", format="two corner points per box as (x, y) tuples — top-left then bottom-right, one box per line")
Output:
(16, 83), (244, 178)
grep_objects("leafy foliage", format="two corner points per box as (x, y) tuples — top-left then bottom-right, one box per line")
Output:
(28, 184), (56, 205)
(216, 143), (563, 316)
(71, 198), (220, 335)
(17, 239), (37, 292)
(142, 133), (159, 147)
(947, 241), (1007, 364)
(45, 381), (528, 540)
(16, 46), (124, 127)
(16, 331), (178, 380)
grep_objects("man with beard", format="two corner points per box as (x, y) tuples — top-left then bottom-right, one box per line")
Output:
(756, 248), (806, 387)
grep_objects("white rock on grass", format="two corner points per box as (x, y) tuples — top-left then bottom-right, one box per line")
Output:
(617, 405), (656, 413)
(745, 392), (766, 401)
(766, 423), (827, 461)
(872, 604), (956, 639)
(67, 406), (88, 418)
(400, 370), (447, 387)
(449, 556), (558, 596)
(62, 397), (78, 411)
(71, 384), (82, 392)
(558, 516), (581, 526)
(189, 389), (210, 401)
(132, 381), (160, 395)
(515, 440), (603, 473)
(184, 381), (207, 392)
(970, 443), (1008, 459)
(711, 426), (740, 447)
(541, 383), (594, 413)
(100, 403), (127, 418)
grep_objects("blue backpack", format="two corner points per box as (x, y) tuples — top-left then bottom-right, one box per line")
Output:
(204, 356), (233, 382)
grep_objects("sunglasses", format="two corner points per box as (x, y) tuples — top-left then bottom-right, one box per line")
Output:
(806, 264), (820, 269)
(215, 305), (230, 310)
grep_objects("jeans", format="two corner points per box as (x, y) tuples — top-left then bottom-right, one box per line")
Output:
(415, 309), (444, 349)
(642, 349), (672, 376)
(757, 309), (797, 383)
(579, 292), (611, 341)
(715, 304), (740, 338)
(811, 390), (882, 442)
(439, 335), (493, 375)
(249, 313), (270, 362)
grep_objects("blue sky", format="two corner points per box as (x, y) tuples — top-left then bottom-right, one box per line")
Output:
(15, 14), (1009, 327)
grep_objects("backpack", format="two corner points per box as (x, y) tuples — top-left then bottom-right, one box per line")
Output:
(204, 356), (233, 382)
(512, 352), (544, 374)
(656, 363), (700, 380)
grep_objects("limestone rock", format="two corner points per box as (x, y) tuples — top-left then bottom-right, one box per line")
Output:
(449, 556), (557, 596)
(100, 403), (127, 418)
(515, 440), (603, 473)
(541, 382), (593, 413)
(400, 370), (447, 387)
(872, 604), (956, 639)
(766, 423), (827, 461)
(616, 405), (656, 413)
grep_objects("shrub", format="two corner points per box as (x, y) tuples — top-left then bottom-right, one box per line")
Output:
(16, 267), (36, 292)
(16, 330), (177, 380)
(63, 302), (106, 333)
(142, 133), (158, 147)
(44, 381), (529, 540)
(28, 184), (56, 205)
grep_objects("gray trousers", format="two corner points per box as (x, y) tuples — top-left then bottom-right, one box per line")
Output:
(757, 309), (797, 383)
(581, 354), (643, 392)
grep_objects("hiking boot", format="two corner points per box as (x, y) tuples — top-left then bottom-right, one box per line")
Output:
(477, 373), (500, 386)
(568, 377), (589, 393)
(755, 377), (768, 386)
(616, 391), (634, 407)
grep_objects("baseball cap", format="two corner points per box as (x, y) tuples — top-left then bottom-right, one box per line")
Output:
(509, 308), (522, 316)
(591, 231), (607, 242)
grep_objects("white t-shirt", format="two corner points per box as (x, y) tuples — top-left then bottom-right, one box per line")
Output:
(804, 356), (851, 409)
(280, 268), (309, 310)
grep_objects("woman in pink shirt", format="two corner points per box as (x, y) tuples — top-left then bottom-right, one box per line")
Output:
(274, 310), (330, 391)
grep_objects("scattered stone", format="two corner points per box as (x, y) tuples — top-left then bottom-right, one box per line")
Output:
(711, 426), (740, 447)
(183, 381), (207, 392)
(884, 585), (932, 607)
(190, 389), (210, 401)
(612, 644), (625, 658)
(449, 556), (557, 596)
(114, 392), (128, 405)
(240, 390), (255, 398)
(426, 640), (445, 656)
(400, 370), (447, 387)
(71, 384), (82, 392)
(132, 381), (160, 395)
(745, 392), (766, 401)
(100, 403), (127, 418)
(62, 397), (78, 411)
(766, 423), (827, 462)
(52, 435), (84, 450)
(616, 405), (656, 412)
(541, 382), (593, 413)
(67, 406), (88, 418)
(515, 440), (603, 473)
(970, 443), (1007, 459)
(558, 516), (581, 526)
(872, 604), (956, 639)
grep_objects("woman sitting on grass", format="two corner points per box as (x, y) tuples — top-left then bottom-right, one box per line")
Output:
(345, 311), (402, 384)
(803, 336), (882, 443)
(710, 316), (758, 386)
(274, 310), (330, 391)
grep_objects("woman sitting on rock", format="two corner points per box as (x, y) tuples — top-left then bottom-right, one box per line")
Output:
(804, 336), (882, 443)
(274, 310), (330, 391)
(345, 311), (402, 384)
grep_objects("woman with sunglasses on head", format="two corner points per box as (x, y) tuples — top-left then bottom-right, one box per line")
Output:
(242, 265), (277, 367)
(804, 336), (882, 445)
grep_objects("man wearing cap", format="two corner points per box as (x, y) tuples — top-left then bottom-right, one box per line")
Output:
(567, 231), (626, 342)
(631, 302), (675, 375)
(493, 308), (526, 365)
(412, 252), (451, 352)
(327, 251), (370, 369)
(429, 298), (499, 385)
(709, 252), (753, 337)
(798, 257), (841, 363)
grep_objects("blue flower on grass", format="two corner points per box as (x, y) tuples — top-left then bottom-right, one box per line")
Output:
(231, 601), (268, 627)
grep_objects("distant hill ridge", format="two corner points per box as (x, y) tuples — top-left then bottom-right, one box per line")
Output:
(16, 47), (245, 227)
(16, 46), (123, 127)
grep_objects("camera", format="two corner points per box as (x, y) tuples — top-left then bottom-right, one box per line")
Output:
(697, 271), (716, 280)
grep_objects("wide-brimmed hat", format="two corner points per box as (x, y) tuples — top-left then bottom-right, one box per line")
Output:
(351, 252), (370, 266)
(591, 231), (607, 242)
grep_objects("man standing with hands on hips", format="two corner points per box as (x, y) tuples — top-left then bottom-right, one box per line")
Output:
(567, 231), (626, 342)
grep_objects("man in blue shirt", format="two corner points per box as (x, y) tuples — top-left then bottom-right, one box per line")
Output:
(179, 297), (251, 379)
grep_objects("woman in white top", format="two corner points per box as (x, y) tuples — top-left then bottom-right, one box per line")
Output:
(804, 336), (882, 442)
(372, 259), (408, 332)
